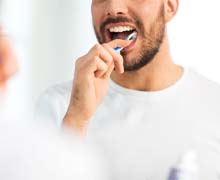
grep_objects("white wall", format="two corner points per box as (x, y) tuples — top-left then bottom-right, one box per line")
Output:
(169, 0), (220, 82)
(31, 0), (96, 103)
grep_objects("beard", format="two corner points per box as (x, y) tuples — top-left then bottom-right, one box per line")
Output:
(93, 5), (165, 72)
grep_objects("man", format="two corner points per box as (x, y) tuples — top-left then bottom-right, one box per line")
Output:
(36, 0), (220, 179)
(0, 30), (105, 180)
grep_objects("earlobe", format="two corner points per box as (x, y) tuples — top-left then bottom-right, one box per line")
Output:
(164, 0), (179, 22)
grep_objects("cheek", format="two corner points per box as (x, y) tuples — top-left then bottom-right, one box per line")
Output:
(91, 6), (104, 30)
(91, 7), (99, 28)
(134, 1), (161, 23)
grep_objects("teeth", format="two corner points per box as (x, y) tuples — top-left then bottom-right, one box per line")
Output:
(109, 26), (134, 33)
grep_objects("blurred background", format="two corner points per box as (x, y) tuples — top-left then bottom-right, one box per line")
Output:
(1, 0), (220, 115)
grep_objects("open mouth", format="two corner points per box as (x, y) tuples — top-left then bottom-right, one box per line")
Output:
(106, 25), (138, 42)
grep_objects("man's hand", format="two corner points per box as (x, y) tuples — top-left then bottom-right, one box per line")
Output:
(63, 39), (131, 135)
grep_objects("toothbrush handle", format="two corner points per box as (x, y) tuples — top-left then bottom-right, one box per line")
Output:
(114, 47), (123, 52)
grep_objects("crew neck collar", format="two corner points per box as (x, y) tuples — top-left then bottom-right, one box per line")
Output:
(109, 67), (189, 100)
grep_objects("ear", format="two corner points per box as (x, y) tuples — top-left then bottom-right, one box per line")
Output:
(164, 0), (179, 22)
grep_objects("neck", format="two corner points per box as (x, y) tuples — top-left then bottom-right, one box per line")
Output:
(111, 34), (183, 91)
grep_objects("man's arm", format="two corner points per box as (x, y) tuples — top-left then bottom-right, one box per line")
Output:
(62, 39), (131, 136)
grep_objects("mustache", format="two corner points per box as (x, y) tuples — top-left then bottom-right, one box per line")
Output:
(100, 16), (135, 33)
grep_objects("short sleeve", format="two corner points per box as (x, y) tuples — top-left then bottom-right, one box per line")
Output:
(34, 87), (69, 128)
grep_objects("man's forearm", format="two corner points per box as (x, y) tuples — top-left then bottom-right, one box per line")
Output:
(63, 110), (89, 137)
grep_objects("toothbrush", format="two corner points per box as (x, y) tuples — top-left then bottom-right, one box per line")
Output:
(114, 31), (137, 52)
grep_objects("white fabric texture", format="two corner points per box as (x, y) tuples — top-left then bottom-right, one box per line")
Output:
(35, 67), (220, 180)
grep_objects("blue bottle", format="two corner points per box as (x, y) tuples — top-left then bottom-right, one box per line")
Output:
(167, 150), (199, 180)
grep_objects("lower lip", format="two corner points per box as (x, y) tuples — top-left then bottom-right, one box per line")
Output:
(122, 37), (138, 52)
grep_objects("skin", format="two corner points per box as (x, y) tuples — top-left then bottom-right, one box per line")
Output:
(0, 30), (18, 100)
(63, 0), (182, 136)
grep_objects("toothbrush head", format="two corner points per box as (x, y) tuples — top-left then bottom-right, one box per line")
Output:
(125, 31), (137, 41)
(114, 31), (137, 52)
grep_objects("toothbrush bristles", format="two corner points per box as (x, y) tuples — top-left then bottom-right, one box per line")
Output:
(126, 31), (137, 41)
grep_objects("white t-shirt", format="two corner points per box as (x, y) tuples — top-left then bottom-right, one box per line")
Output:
(35, 67), (220, 180)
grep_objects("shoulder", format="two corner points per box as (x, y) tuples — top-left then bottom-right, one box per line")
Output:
(186, 68), (220, 122)
(36, 80), (72, 111)
(187, 68), (220, 96)
(35, 81), (72, 127)
(41, 81), (72, 99)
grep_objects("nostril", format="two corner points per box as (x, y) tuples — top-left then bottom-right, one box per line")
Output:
(106, 6), (128, 16)
(107, 11), (126, 16)
(117, 12), (124, 15)
(107, 12), (125, 16)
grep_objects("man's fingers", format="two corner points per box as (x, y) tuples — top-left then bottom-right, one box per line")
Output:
(104, 62), (115, 79)
(88, 44), (113, 65)
(103, 44), (124, 74)
(103, 39), (132, 74)
(107, 39), (132, 49)
(81, 40), (131, 77)
(94, 56), (108, 78)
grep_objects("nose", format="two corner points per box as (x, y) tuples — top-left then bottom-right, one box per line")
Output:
(106, 0), (128, 16)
